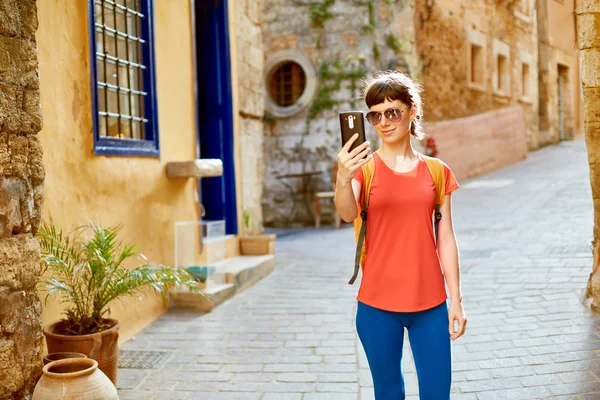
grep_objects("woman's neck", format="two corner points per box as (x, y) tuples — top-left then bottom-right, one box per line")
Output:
(377, 134), (417, 161)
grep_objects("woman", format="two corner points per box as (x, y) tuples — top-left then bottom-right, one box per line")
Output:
(334, 70), (467, 400)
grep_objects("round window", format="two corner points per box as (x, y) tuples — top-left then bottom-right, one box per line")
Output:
(268, 62), (307, 107)
(264, 51), (318, 118)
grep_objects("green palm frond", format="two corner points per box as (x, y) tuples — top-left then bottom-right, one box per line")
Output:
(37, 221), (203, 335)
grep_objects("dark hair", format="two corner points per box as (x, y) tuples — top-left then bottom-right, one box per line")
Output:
(363, 70), (424, 139)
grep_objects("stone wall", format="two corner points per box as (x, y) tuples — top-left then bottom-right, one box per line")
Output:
(578, 0), (600, 308)
(537, 0), (582, 147)
(414, 0), (540, 149)
(262, 0), (419, 226)
(236, 0), (266, 231)
(425, 106), (528, 181)
(0, 0), (45, 397)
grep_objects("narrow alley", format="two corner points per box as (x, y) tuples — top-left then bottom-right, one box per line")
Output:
(118, 139), (600, 400)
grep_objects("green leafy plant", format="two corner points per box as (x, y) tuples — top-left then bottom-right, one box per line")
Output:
(242, 210), (263, 235)
(362, 0), (376, 32)
(309, 0), (335, 28)
(243, 210), (253, 233)
(373, 42), (381, 60)
(38, 221), (202, 335)
(385, 34), (407, 54)
(308, 59), (367, 120)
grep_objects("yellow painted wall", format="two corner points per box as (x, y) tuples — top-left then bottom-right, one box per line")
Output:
(36, 0), (201, 344)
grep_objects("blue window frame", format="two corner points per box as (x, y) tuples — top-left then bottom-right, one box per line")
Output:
(88, 0), (159, 157)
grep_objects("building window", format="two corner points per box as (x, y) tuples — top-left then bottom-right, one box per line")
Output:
(264, 50), (318, 118)
(470, 44), (484, 85)
(269, 62), (307, 107)
(493, 39), (511, 97)
(466, 28), (486, 92)
(521, 62), (530, 97)
(497, 54), (508, 92)
(89, 0), (159, 157)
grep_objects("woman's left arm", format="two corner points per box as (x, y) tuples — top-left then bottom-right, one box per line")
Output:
(438, 193), (467, 340)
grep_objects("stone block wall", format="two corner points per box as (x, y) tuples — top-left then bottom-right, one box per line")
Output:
(414, 0), (541, 149)
(0, 0), (45, 398)
(262, 0), (419, 226)
(236, 0), (266, 230)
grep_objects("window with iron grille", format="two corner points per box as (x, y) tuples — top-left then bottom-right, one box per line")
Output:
(268, 62), (307, 107)
(89, 0), (159, 156)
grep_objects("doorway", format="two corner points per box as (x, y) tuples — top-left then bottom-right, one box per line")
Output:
(194, 0), (238, 235)
(557, 64), (570, 141)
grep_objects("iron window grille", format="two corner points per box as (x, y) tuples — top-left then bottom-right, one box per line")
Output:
(88, 0), (159, 156)
(269, 62), (306, 107)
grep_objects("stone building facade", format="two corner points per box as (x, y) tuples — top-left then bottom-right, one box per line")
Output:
(235, 0), (267, 230)
(0, 0), (45, 397)
(414, 0), (540, 149)
(537, 0), (583, 147)
(262, 0), (420, 226)
(260, 0), (582, 226)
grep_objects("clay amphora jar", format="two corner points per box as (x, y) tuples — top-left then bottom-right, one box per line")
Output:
(33, 358), (119, 400)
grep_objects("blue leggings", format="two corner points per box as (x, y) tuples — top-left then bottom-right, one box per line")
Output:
(356, 301), (452, 400)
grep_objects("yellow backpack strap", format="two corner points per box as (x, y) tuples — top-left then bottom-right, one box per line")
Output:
(350, 157), (375, 284)
(423, 156), (446, 247)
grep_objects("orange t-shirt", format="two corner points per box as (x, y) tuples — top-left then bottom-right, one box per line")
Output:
(354, 152), (459, 312)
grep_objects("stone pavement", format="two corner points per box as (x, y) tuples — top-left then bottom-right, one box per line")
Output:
(117, 139), (600, 400)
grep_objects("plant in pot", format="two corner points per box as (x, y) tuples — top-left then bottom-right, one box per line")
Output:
(38, 221), (202, 385)
(239, 210), (276, 256)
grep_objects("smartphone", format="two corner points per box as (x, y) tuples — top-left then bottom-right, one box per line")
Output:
(339, 111), (367, 154)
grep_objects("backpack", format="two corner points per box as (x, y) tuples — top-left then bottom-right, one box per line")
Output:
(349, 154), (447, 285)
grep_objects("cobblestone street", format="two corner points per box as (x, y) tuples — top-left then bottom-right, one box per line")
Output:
(117, 139), (600, 400)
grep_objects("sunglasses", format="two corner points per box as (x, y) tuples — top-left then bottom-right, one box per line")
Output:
(365, 106), (410, 126)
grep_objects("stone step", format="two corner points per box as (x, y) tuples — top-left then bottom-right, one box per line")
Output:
(169, 282), (236, 312)
(169, 254), (276, 312)
(211, 255), (276, 292)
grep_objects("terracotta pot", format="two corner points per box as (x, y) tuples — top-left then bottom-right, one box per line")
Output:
(33, 358), (119, 399)
(43, 352), (87, 366)
(43, 319), (120, 385)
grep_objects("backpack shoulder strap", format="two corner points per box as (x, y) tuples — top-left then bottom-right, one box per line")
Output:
(423, 155), (446, 247)
(353, 157), (375, 240)
(350, 157), (375, 284)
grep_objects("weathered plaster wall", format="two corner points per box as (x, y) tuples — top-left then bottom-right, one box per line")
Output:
(262, 0), (419, 226)
(36, 0), (199, 345)
(414, 0), (540, 149)
(0, 0), (45, 397)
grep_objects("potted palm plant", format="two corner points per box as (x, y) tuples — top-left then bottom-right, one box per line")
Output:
(239, 210), (276, 256)
(38, 221), (202, 385)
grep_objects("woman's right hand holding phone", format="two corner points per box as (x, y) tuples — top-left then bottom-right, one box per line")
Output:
(336, 134), (372, 185)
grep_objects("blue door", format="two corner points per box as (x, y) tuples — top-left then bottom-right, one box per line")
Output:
(195, 0), (237, 235)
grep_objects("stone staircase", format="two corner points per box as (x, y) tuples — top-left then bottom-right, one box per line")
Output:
(169, 223), (276, 312)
